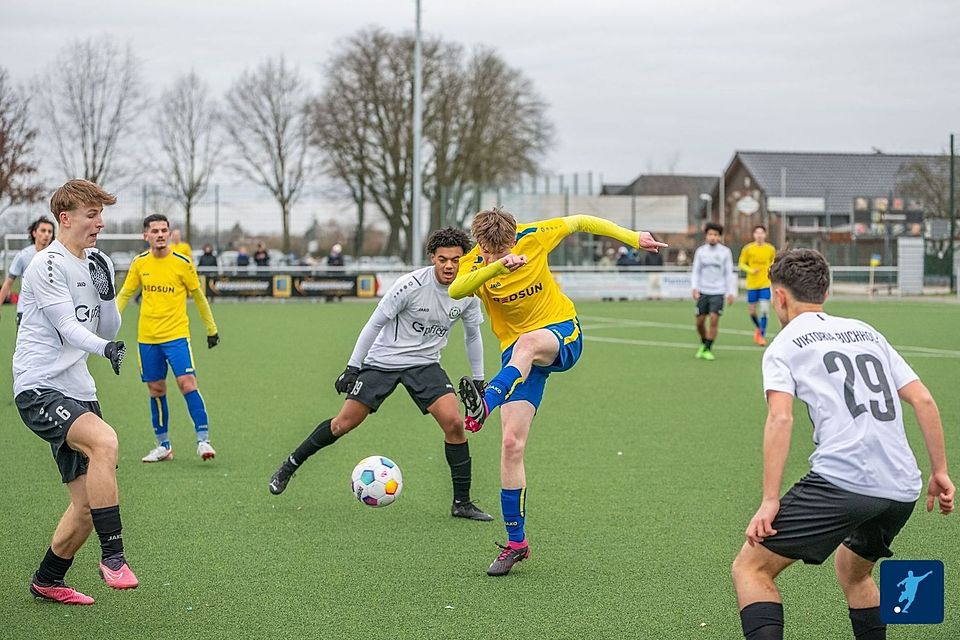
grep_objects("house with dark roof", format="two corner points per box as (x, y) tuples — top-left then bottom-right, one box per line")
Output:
(716, 151), (943, 248)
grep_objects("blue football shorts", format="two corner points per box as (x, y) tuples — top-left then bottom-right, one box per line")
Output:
(138, 338), (197, 382)
(500, 317), (583, 410)
(747, 287), (771, 304)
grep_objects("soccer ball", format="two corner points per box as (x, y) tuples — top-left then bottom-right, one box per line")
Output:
(351, 455), (403, 507)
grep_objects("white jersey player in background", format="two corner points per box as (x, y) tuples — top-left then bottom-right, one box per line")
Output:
(0, 216), (55, 326)
(269, 227), (494, 521)
(691, 221), (737, 360)
(14, 180), (138, 606)
(731, 249), (954, 640)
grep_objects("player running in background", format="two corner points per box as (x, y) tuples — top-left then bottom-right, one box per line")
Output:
(116, 214), (220, 463)
(1, 216), (56, 326)
(269, 228), (493, 521)
(731, 249), (954, 640)
(14, 180), (137, 604)
(737, 225), (777, 346)
(691, 222), (736, 361)
(169, 228), (192, 261)
(451, 208), (666, 576)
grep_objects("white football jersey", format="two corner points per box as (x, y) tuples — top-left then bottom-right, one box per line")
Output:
(363, 265), (483, 370)
(691, 243), (736, 295)
(7, 244), (39, 313)
(762, 311), (921, 502)
(13, 241), (116, 400)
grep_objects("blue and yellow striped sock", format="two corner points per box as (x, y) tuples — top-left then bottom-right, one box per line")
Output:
(184, 390), (210, 442)
(150, 395), (170, 448)
(501, 487), (526, 543)
(484, 366), (523, 414)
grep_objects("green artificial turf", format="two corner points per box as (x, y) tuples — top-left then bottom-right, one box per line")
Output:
(0, 299), (956, 639)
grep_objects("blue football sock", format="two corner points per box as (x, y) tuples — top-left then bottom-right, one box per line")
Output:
(749, 314), (760, 329)
(184, 389), (210, 442)
(485, 365), (523, 414)
(501, 487), (526, 543)
(150, 395), (170, 448)
(760, 314), (768, 336)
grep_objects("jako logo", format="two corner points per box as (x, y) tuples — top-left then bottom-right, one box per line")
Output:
(491, 283), (543, 304)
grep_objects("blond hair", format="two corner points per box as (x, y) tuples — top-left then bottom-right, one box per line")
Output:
(471, 207), (516, 251)
(50, 180), (117, 221)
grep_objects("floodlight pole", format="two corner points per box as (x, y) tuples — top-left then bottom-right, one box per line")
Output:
(410, 0), (423, 266)
(950, 133), (956, 293)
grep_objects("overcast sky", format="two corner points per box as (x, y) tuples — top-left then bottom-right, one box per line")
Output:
(2, 0), (958, 186)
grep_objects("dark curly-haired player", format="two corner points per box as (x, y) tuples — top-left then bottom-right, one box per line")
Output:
(268, 228), (494, 521)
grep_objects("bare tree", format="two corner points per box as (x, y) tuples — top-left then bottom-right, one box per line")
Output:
(425, 46), (553, 229)
(897, 156), (953, 254)
(312, 29), (553, 258)
(155, 72), (221, 243)
(0, 67), (44, 215)
(223, 57), (313, 253)
(34, 37), (144, 185)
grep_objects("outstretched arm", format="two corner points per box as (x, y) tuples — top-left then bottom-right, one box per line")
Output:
(899, 380), (954, 515)
(563, 215), (667, 253)
(745, 391), (794, 545)
(449, 260), (510, 299)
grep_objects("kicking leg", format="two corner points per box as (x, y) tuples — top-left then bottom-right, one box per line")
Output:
(731, 541), (794, 639)
(464, 329), (558, 429)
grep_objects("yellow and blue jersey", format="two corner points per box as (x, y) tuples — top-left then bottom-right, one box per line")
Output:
(452, 215), (639, 351)
(738, 241), (777, 290)
(117, 250), (216, 344)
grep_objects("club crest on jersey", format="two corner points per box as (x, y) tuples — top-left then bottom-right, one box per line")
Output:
(448, 307), (462, 320)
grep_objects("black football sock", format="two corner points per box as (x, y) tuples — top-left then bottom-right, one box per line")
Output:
(740, 602), (783, 640)
(704, 339), (714, 350)
(34, 547), (73, 585)
(750, 314), (760, 329)
(445, 441), (472, 503)
(90, 505), (124, 568)
(849, 607), (885, 640)
(290, 419), (338, 467)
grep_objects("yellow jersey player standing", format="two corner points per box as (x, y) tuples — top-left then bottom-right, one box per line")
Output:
(450, 208), (666, 576)
(116, 214), (220, 463)
(737, 225), (777, 346)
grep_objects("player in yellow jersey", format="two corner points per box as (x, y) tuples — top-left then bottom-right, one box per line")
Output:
(737, 225), (777, 346)
(116, 214), (220, 463)
(450, 207), (667, 576)
(169, 228), (193, 262)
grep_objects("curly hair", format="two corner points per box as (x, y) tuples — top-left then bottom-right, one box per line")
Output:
(426, 227), (472, 255)
(769, 249), (830, 304)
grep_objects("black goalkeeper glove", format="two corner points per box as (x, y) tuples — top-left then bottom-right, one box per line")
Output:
(207, 333), (220, 349)
(88, 251), (116, 301)
(103, 341), (126, 375)
(335, 366), (360, 395)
